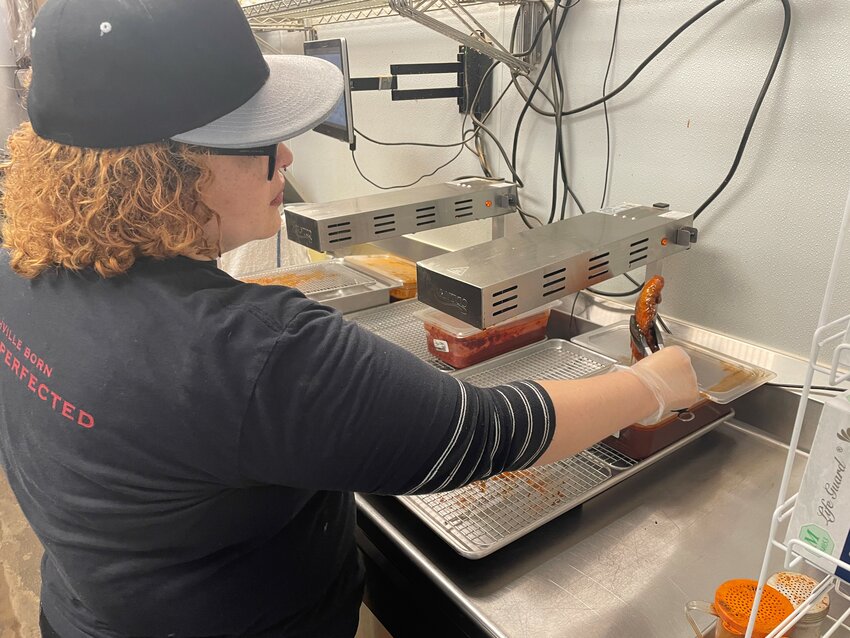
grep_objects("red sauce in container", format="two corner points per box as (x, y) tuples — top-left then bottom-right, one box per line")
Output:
(417, 304), (558, 369)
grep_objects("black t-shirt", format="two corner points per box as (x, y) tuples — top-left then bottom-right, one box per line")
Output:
(0, 252), (555, 637)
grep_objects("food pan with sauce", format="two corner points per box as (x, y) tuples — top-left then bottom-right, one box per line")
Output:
(414, 302), (561, 369)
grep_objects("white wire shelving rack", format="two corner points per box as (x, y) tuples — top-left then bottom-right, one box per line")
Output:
(241, 0), (535, 74)
(744, 183), (850, 637)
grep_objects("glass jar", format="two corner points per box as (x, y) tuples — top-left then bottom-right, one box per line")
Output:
(766, 572), (830, 638)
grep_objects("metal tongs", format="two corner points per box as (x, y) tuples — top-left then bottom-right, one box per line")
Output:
(629, 314), (666, 359)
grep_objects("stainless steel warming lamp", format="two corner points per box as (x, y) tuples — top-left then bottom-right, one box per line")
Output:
(416, 204), (698, 329)
(283, 178), (517, 253)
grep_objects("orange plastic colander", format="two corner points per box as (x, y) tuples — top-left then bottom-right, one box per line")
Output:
(713, 579), (794, 638)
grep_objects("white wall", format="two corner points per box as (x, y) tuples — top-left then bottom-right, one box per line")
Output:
(286, 0), (850, 359)
(0, 2), (28, 149)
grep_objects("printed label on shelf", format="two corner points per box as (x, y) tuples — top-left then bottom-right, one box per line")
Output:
(786, 388), (850, 580)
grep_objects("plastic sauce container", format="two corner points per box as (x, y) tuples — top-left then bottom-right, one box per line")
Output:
(415, 302), (560, 369)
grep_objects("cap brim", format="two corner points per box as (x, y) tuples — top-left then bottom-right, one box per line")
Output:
(171, 55), (344, 148)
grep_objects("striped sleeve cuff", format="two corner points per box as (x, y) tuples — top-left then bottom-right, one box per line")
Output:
(494, 381), (556, 471)
(403, 379), (556, 495)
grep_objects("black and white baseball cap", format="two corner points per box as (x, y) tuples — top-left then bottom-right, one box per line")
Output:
(27, 0), (344, 149)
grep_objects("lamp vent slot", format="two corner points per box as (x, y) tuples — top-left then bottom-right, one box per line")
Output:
(493, 295), (518, 307)
(373, 213), (396, 235)
(493, 285), (518, 297)
(588, 270), (609, 280)
(454, 199), (474, 217)
(493, 305), (519, 317)
(543, 286), (566, 297)
(589, 252), (610, 262)
(416, 211), (437, 227)
(630, 238), (649, 247)
(544, 267), (566, 278)
(327, 220), (352, 243)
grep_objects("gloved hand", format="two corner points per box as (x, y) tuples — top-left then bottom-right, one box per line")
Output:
(619, 346), (700, 426)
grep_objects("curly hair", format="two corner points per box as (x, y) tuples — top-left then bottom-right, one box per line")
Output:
(0, 123), (218, 278)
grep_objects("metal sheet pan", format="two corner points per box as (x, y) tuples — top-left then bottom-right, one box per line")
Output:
(239, 259), (400, 314)
(346, 299), (453, 371)
(398, 339), (731, 558)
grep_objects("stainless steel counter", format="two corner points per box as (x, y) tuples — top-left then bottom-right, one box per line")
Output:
(353, 297), (850, 637)
(358, 421), (825, 637)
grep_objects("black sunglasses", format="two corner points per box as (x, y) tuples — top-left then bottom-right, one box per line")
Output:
(197, 144), (279, 181)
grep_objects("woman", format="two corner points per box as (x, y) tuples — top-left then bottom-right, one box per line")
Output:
(0, 1), (699, 636)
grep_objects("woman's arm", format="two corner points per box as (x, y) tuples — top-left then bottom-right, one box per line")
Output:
(238, 303), (697, 495)
(535, 346), (698, 465)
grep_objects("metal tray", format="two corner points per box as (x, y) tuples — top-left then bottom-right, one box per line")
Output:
(239, 259), (401, 314)
(452, 338), (613, 385)
(571, 321), (776, 404)
(399, 340), (731, 558)
(346, 299), (454, 371)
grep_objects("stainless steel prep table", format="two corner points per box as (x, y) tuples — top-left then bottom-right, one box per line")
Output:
(352, 298), (850, 637)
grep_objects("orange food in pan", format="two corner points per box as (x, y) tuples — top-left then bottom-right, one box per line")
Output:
(242, 271), (323, 288)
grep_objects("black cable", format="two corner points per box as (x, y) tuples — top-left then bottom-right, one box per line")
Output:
(567, 292), (581, 337)
(510, 0), (571, 209)
(769, 383), (847, 393)
(462, 62), (526, 188)
(535, 0), (790, 219)
(516, 203), (543, 228)
(548, 4), (586, 218)
(351, 56), (514, 190)
(693, 0), (791, 217)
(469, 113), (525, 188)
(350, 146), (464, 190)
(543, 0), (730, 118)
(549, 1), (565, 224)
(587, 281), (643, 297)
(512, 2), (555, 59)
(467, 3), (561, 187)
(601, 0), (623, 208)
(355, 127), (479, 148)
(507, 0), (575, 224)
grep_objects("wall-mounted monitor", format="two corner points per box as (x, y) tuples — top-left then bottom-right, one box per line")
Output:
(303, 38), (355, 147)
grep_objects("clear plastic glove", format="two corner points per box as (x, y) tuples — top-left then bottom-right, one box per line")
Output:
(619, 346), (700, 426)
